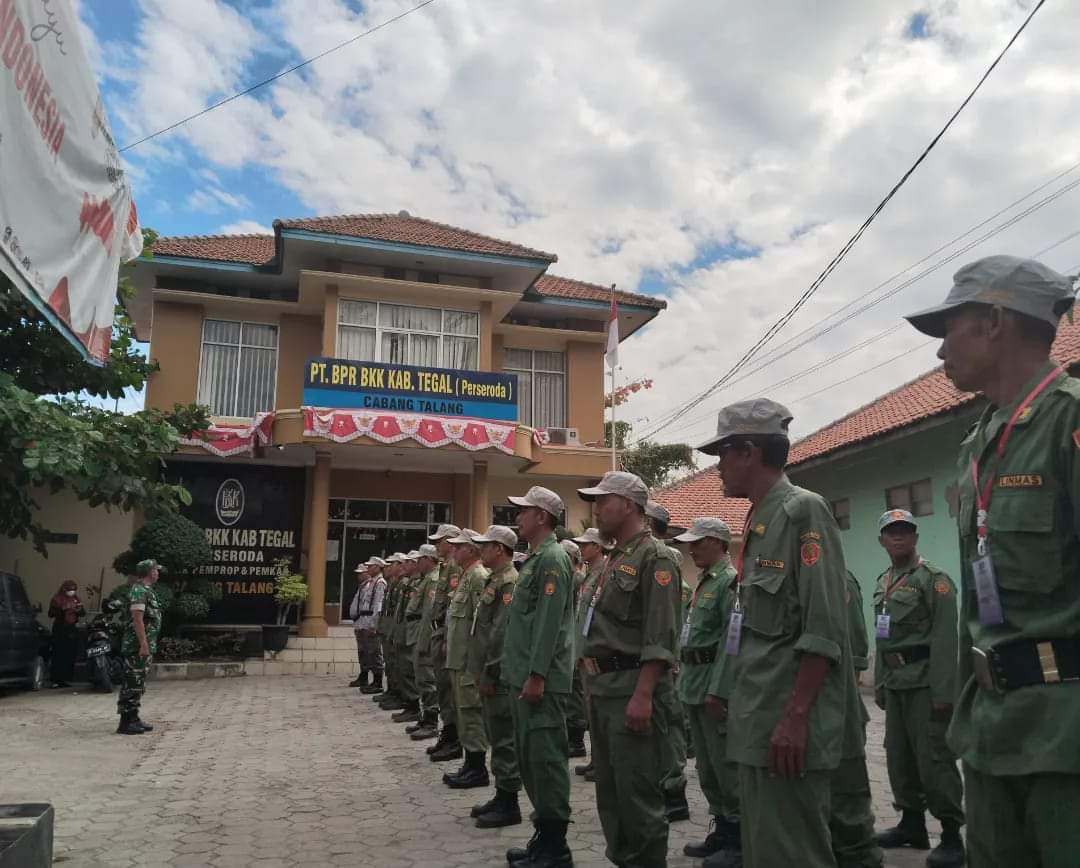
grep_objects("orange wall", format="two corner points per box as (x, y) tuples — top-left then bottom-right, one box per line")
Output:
(277, 314), (322, 408)
(567, 340), (604, 442)
(147, 301), (203, 411)
(329, 469), (455, 501)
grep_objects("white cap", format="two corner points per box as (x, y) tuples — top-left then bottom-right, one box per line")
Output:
(472, 525), (519, 550)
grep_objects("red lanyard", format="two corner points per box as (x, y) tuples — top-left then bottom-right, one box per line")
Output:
(881, 558), (924, 608)
(970, 366), (1063, 554)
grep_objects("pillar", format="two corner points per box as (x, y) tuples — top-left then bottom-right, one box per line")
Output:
(471, 460), (489, 531)
(301, 451), (331, 637)
(321, 284), (339, 356)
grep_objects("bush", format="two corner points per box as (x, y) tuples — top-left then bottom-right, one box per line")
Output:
(156, 637), (199, 661)
(155, 632), (245, 661)
(122, 512), (211, 576)
(175, 592), (209, 621)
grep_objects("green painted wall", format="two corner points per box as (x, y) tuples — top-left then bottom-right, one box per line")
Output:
(788, 412), (977, 638)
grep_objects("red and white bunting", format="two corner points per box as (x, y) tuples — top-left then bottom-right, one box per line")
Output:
(302, 408), (517, 454)
(178, 412), (275, 457)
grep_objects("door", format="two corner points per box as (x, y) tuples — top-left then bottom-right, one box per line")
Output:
(1, 575), (35, 674)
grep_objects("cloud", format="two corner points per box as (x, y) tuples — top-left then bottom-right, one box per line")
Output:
(93, 0), (1080, 444)
(219, 220), (273, 235)
(187, 188), (252, 214)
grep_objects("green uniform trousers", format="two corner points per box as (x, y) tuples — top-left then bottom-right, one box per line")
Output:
(431, 638), (455, 727)
(964, 764), (1080, 868)
(661, 691), (688, 798)
(884, 687), (964, 824)
(590, 685), (672, 868)
(511, 690), (571, 822)
(829, 755), (882, 868)
(686, 703), (739, 822)
(397, 641), (418, 703)
(483, 689), (522, 793)
(382, 636), (398, 691)
(739, 765), (835, 868)
(451, 669), (488, 752)
(413, 647), (438, 714)
(566, 663), (588, 731)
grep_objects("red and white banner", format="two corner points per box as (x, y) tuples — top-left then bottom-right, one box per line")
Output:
(178, 413), (275, 458)
(303, 408), (518, 454)
(0, 0), (141, 364)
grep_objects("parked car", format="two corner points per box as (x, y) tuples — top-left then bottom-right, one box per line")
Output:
(0, 572), (49, 691)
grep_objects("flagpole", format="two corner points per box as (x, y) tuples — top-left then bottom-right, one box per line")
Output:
(609, 283), (618, 472)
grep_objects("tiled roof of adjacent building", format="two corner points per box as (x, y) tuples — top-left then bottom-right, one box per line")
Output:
(533, 274), (667, 310)
(152, 233), (275, 264)
(788, 317), (1080, 467)
(653, 465), (751, 531)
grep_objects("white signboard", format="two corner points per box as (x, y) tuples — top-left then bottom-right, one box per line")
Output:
(0, 0), (141, 364)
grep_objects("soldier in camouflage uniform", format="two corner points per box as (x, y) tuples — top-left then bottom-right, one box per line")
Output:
(468, 525), (523, 828)
(577, 473), (681, 868)
(427, 525), (464, 761)
(116, 559), (163, 735)
(570, 527), (612, 781)
(560, 538), (589, 760)
(871, 510), (963, 867)
(406, 545), (442, 737)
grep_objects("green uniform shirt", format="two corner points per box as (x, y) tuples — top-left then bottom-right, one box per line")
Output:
(727, 475), (857, 771)
(121, 583), (162, 656)
(466, 562), (518, 687)
(504, 533), (576, 693)
(581, 528), (680, 698)
(871, 559), (958, 701)
(574, 560), (605, 659)
(846, 572), (870, 672)
(413, 566), (441, 654)
(677, 557), (738, 706)
(446, 560), (488, 671)
(430, 560), (463, 647)
(950, 362), (1080, 775)
(395, 572), (418, 644)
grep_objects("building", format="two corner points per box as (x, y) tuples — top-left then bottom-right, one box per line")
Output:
(1, 212), (666, 631)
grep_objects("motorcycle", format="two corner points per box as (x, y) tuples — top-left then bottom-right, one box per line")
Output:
(84, 598), (125, 692)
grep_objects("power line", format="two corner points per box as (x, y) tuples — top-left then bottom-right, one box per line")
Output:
(786, 339), (936, 408)
(634, 0), (1048, 442)
(119, 0), (440, 152)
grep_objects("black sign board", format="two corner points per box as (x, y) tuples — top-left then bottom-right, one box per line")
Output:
(164, 461), (305, 624)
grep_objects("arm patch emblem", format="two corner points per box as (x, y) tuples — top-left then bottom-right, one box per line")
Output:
(934, 580), (951, 595)
(800, 542), (822, 567)
(655, 570), (673, 587)
(543, 581), (556, 596)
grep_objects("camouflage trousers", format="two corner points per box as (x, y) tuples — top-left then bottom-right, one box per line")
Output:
(117, 654), (151, 716)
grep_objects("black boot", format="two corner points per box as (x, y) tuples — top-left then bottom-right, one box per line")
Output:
(430, 726), (463, 762)
(703, 844), (743, 868)
(926, 822), (966, 867)
(381, 695), (407, 711)
(131, 717), (154, 732)
(685, 816), (739, 858)
(410, 712), (439, 741)
(361, 672), (384, 694)
(573, 759), (592, 776)
(115, 713), (143, 735)
(392, 701), (420, 722)
(349, 669), (368, 688)
(476, 789), (522, 828)
(875, 811), (930, 850)
(445, 751), (490, 789)
(664, 781), (690, 823)
(507, 824), (541, 865)
(427, 724), (456, 755)
(566, 726), (587, 759)
(518, 820), (572, 867)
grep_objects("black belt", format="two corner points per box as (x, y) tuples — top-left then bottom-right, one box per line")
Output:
(681, 645), (718, 665)
(972, 637), (1080, 693)
(882, 646), (930, 669)
(357, 610), (374, 616)
(582, 653), (641, 675)
(405, 614), (422, 622)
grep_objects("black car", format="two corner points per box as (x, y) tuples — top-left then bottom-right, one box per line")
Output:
(0, 572), (48, 691)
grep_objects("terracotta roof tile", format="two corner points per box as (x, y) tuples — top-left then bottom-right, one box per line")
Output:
(653, 465), (751, 531)
(152, 234), (274, 265)
(788, 317), (1080, 466)
(533, 274), (666, 310)
(276, 213), (557, 262)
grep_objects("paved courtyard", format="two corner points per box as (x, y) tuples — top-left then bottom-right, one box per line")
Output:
(0, 676), (937, 867)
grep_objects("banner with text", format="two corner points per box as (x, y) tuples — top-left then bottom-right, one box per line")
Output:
(303, 356), (519, 422)
(0, 0), (142, 364)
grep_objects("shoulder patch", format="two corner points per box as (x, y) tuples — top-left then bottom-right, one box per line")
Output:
(543, 581), (556, 596)
(800, 542), (822, 567)
(753, 523), (766, 536)
(655, 570), (673, 587)
(934, 580), (952, 596)
(617, 564), (638, 576)
(800, 530), (821, 543)
(502, 590), (513, 605)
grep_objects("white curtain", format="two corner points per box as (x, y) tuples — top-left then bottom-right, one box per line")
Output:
(534, 372), (565, 428)
(382, 332), (409, 366)
(444, 310), (479, 336)
(197, 320), (277, 417)
(338, 325), (376, 361)
(380, 303), (440, 332)
(443, 336), (478, 370)
(410, 334), (440, 367)
(339, 299), (376, 326)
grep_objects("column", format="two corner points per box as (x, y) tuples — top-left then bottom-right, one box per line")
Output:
(301, 451), (331, 637)
(471, 460), (489, 532)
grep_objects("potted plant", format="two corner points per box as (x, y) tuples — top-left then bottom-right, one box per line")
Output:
(263, 559), (307, 654)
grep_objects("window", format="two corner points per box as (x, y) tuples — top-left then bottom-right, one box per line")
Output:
(198, 320), (278, 417)
(336, 300), (479, 370)
(886, 479), (934, 517)
(830, 499), (851, 531)
(503, 348), (566, 428)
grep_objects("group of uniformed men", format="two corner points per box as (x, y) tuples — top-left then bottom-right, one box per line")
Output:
(342, 255), (1080, 868)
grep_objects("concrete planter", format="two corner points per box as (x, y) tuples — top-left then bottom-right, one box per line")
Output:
(150, 661), (246, 680)
(0, 804), (53, 868)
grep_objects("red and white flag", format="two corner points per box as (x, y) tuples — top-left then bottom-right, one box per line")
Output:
(605, 284), (619, 369)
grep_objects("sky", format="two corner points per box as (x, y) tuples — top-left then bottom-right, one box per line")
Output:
(78, 0), (1080, 445)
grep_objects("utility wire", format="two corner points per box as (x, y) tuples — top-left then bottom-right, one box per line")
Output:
(786, 339), (936, 408)
(119, 0), (440, 152)
(635, 0), (1048, 442)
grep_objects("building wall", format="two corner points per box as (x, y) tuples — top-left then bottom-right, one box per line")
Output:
(788, 418), (969, 636)
(567, 341), (604, 444)
(277, 314), (322, 408)
(0, 491), (136, 613)
(147, 301), (203, 411)
(488, 475), (594, 535)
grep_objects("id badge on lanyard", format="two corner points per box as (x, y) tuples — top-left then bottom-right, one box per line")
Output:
(724, 605), (743, 656)
(875, 613), (891, 639)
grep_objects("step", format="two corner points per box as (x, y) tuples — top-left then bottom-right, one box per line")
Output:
(244, 658), (358, 677)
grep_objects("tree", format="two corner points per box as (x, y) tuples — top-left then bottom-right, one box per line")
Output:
(604, 421), (696, 490)
(0, 228), (209, 552)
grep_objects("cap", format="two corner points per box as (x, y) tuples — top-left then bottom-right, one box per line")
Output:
(560, 539), (581, 560)
(512, 551), (527, 565)
(644, 500), (670, 523)
(353, 562), (367, 572)
(428, 523), (462, 541)
(507, 486), (565, 517)
(417, 543), (439, 559)
(447, 528), (483, 545)
(134, 559), (160, 577)
(698, 398), (793, 455)
(571, 527), (613, 549)
(906, 255), (1076, 338)
(672, 517), (733, 544)
(472, 525), (519, 550)
(368, 557), (387, 568)
(386, 553), (405, 563)
(879, 509), (918, 532)
(577, 471), (649, 508)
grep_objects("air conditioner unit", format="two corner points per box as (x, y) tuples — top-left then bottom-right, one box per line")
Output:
(545, 427), (580, 446)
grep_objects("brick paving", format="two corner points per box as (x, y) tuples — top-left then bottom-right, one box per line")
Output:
(0, 677), (937, 867)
